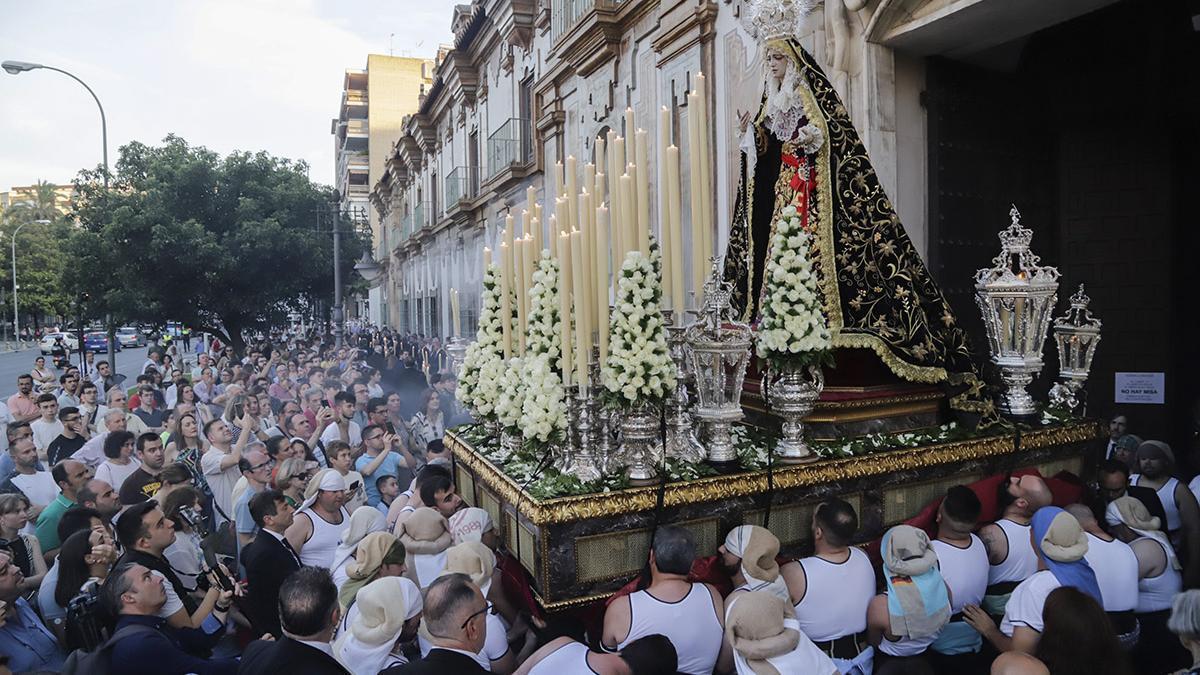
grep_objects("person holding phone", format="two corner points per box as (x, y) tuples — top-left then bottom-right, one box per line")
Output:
(328, 442), (366, 513)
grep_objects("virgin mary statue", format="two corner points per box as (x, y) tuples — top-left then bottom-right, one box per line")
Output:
(723, 0), (991, 417)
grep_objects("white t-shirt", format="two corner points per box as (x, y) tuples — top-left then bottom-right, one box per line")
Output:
(201, 448), (241, 523)
(341, 470), (367, 512)
(95, 458), (143, 493)
(320, 421), (362, 448)
(1000, 570), (1061, 636)
(9, 471), (60, 508)
(30, 418), (64, 453)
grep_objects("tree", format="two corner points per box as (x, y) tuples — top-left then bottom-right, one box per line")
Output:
(0, 182), (73, 330)
(68, 135), (367, 355)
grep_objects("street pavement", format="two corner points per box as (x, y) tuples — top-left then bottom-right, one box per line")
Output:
(0, 344), (164, 400)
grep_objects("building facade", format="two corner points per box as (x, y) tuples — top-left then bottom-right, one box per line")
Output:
(333, 54), (435, 324)
(373, 0), (1198, 440)
(0, 183), (75, 214)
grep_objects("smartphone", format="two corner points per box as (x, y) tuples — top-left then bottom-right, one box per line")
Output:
(211, 564), (235, 592)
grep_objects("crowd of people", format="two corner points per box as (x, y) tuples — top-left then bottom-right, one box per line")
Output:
(0, 332), (1198, 675)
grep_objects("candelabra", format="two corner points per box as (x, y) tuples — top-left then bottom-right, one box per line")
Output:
(562, 384), (602, 482)
(1049, 284), (1101, 413)
(686, 259), (752, 467)
(975, 205), (1060, 417)
(665, 311), (706, 464)
(588, 351), (616, 475)
(445, 337), (469, 378)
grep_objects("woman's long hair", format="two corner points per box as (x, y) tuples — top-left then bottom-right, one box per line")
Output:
(1035, 586), (1133, 675)
(55, 530), (105, 609)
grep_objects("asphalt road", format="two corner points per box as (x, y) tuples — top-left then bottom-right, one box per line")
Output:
(0, 343), (163, 400)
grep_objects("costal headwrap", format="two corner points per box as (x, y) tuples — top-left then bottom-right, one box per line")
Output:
(300, 468), (347, 512)
(1031, 506), (1103, 604)
(335, 576), (414, 675)
(438, 541), (497, 598)
(339, 532), (406, 609)
(724, 525), (791, 603)
(1136, 440), (1175, 466)
(332, 507), (388, 577)
(724, 590), (802, 675)
(1106, 496), (1181, 571)
(882, 525), (950, 639)
(448, 507), (494, 546)
(397, 507), (453, 589)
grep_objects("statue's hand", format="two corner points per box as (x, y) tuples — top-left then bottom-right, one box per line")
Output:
(737, 109), (752, 134)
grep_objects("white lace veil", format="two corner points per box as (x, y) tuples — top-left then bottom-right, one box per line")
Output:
(763, 46), (807, 141)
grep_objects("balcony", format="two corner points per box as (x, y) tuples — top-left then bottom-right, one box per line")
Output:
(445, 166), (480, 207)
(551, 0), (625, 41)
(400, 201), (432, 242)
(340, 119), (369, 152)
(487, 118), (532, 178)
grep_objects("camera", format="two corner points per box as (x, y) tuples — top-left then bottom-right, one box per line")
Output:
(65, 581), (107, 651)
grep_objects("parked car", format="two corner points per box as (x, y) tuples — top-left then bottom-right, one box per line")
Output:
(83, 331), (121, 353)
(39, 332), (79, 354)
(116, 326), (146, 348)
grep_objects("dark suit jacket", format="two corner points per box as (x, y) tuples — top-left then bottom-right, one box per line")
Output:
(240, 531), (300, 638)
(238, 636), (348, 675)
(1128, 484), (1170, 530)
(380, 647), (489, 675)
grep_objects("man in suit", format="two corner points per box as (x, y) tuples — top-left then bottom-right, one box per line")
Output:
(382, 572), (489, 675)
(239, 566), (349, 674)
(240, 489), (300, 638)
(1097, 459), (1168, 528)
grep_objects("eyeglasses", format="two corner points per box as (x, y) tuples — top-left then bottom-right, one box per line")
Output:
(249, 460), (274, 472)
(364, 434), (384, 442)
(460, 605), (489, 630)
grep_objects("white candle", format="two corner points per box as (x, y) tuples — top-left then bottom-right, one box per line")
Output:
(450, 288), (461, 337)
(557, 232), (572, 386)
(499, 240), (513, 359)
(658, 107), (673, 308)
(570, 229), (589, 388)
(635, 129), (650, 256)
(696, 73), (714, 279)
(687, 92), (704, 306)
(596, 204), (610, 364)
(565, 155), (578, 244)
(666, 146), (685, 314)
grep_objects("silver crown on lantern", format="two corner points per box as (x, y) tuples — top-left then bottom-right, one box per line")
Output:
(741, 0), (819, 41)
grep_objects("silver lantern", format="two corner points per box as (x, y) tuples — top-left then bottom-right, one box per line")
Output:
(686, 260), (753, 466)
(974, 205), (1060, 417)
(446, 337), (469, 379)
(1048, 284), (1101, 412)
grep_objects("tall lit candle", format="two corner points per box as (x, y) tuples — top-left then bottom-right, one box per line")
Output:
(666, 146), (686, 314)
(557, 232), (572, 386)
(635, 130), (651, 255)
(696, 73), (714, 278)
(620, 173), (637, 267)
(579, 190), (595, 337)
(610, 136), (625, 252)
(498, 240), (513, 359)
(483, 246), (492, 270)
(565, 156), (578, 242)
(450, 288), (461, 337)
(596, 204), (610, 363)
(570, 229), (589, 388)
(595, 136), (606, 178)
(553, 162), (563, 207)
(687, 92), (705, 306)
(515, 237), (527, 354)
(658, 107), (673, 308)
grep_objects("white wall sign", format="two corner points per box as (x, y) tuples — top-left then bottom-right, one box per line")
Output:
(1114, 372), (1165, 404)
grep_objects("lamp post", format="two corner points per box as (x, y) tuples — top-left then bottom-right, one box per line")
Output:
(4, 59), (111, 363)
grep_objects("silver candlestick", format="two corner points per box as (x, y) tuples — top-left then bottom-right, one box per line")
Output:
(588, 352), (615, 475)
(665, 311), (705, 464)
(563, 384), (601, 482)
(446, 336), (469, 378)
(620, 403), (660, 485)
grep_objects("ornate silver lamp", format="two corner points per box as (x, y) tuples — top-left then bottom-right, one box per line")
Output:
(665, 311), (706, 464)
(686, 260), (753, 467)
(1048, 284), (1101, 412)
(974, 205), (1060, 417)
(446, 337), (469, 379)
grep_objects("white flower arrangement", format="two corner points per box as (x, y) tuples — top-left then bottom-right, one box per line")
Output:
(494, 356), (525, 430)
(601, 246), (676, 408)
(519, 252), (567, 443)
(756, 204), (833, 370)
(458, 264), (506, 420)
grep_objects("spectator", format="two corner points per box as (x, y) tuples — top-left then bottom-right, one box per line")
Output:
(241, 489), (300, 638)
(0, 423), (31, 485)
(1111, 434), (1141, 469)
(726, 591), (837, 675)
(57, 371), (81, 408)
(867, 525), (951, 667)
(375, 475), (400, 517)
(396, 506), (452, 589)
(518, 633), (678, 675)
(0, 548), (66, 671)
(7, 374), (39, 423)
(47, 405), (88, 465)
(357, 423), (413, 507)
(929, 485), (990, 670)
(29, 393), (62, 456)
(274, 456), (311, 508)
(333, 576), (423, 675)
(967, 506), (1102, 655)
(1097, 458), (1167, 527)
(73, 408), (127, 469)
(239, 566), (350, 674)
(132, 384), (166, 432)
(381, 572), (489, 675)
(35, 459), (91, 554)
(328, 440), (367, 512)
(102, 561), (238, 674)
(339, 532), (407, 612)
(979, 474), (1053, 618)
(779, 497), (874, 669)
(234, 447), (273, 546)
(1033, 586), (1132, 675)
(97, 386), (149, 436)
(1105, 412), (1129, 459)
(0, 435), (57, 517)
(0, 494), (46, 592)
(321, 391), (363, 448)
(426, 541), (513, 674)
(602, 524), (728, 675)
(201, 416), (253, 525)
(151, 462), (195, 504)
(78, 380), (100, 431)
(285, 468), (350, 568)
(53, 527), (118, 649)
(409, 389), (445, 447)
(331, 506), (388, 589)
(95, 429), (142, 493)
(115, 500), (218, 628)
(161, 487), (205, 593)
(78, 478), (122, 523)
(119, 432), (167, 505)
(37, 506), (108, 639)
(1168, 590), (1200, 675)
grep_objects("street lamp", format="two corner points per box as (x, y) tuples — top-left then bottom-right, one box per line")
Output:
(6, 59), (112, 366)
(6, 219), (51, 348)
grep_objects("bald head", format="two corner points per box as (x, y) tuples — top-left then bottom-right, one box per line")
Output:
(991, 651), (1050, 675)
(1064, 503), (1101, 534)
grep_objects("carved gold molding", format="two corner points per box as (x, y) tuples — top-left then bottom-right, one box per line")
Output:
(448, 420), (1104, 526)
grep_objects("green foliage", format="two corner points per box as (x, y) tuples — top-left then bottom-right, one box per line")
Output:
(0, 181), (74, 325)
(67, 135), (367, 353)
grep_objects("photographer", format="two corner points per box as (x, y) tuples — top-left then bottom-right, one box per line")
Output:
(161, 486), (205, 593)
(56, 527), (118, 650)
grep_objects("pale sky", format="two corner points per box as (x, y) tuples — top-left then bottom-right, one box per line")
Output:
(0, 0), (459, 192)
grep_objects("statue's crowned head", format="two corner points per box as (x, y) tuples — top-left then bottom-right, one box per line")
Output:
(742, 0), (820, 43)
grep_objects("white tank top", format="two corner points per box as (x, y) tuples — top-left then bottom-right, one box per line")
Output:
(931, 535), (989, 612)
(794, 547), (875, 642)
(297, 506), (348, 568)
(878, 629), (938, 657)
(528, 641), (596, 675)
(987, 519), (1039, 586)
(618, 584), (722, 675)
(1131, 475), (1181, 532)
(1084, 532), (1139, 612)
(1135, 537), (1183, 613)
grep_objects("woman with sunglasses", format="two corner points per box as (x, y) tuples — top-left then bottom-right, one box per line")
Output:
(274, 457), (312, 508)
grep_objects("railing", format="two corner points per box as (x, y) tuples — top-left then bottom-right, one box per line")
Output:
(487, 118), (532, 178)
(445, 166), (480, 206)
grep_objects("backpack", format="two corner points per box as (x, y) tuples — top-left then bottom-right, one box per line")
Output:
(60, 623), (157, 675)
